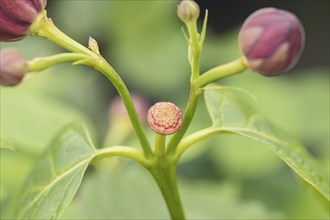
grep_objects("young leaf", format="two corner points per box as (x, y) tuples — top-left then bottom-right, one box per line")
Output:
(203, 86), (329, 200)
(11, 123), (96, 220)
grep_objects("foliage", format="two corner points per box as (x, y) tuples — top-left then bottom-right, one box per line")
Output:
(1, 1), (329, 220)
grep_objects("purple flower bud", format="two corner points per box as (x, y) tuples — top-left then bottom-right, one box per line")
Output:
(147, 102), (182, 135)
(0, 48), (28, 86)
(0, 0), (47, 42)
(239, 7), (305, 76)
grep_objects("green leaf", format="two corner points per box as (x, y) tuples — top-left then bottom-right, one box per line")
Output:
(204, 85), (330, 200)
(9, 123), (96, 220)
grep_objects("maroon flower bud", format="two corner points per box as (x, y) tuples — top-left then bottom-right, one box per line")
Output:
(147, 102), (183, 135)
(239, 7), (305, 76)
(0, 0), (47, 42)
(0, 48), (28, 86)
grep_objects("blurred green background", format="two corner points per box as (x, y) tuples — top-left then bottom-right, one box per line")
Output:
(1, 0), (329, 219)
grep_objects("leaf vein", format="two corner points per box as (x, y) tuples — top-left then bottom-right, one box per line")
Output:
(16, 156), (93, 219)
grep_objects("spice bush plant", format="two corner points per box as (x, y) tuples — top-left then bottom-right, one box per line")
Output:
(0, 0), (329, 219)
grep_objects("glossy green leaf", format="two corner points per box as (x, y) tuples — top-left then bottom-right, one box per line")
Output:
(204, 85), (330, 200)
(10, 123), (96, 220)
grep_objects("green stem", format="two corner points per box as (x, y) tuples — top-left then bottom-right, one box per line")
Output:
(149, 164), (185, 220)
(93, 59), (153, 158)
(167, 57), (247, 156)
(29, 11), (97, 58)
(168, 58), (248, 155)
(175, 127), (220, 160)
(167, 85), (203, 155)
(92, 146), (150, 167)
(166, 18), (204, 155)
(195, 57), (248, 88)
(155, 134), (166, 158)
(30, 10), (153, 158)
(27, 53), (89, 72)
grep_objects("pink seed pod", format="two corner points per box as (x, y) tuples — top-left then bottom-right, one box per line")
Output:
(0, 48), (28, 86)
(239, 7), (305, 76)
(0, 0), (47, 42)
(147, 102), (183, 135)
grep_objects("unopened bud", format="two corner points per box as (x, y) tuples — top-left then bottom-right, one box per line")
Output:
(0, 48), (28, 86)
(88, 37), (100, 54)
(147, 102), (183, 135)
(0, 0), (47, 42)
(177, 0), (200, 23)
(239, 8), (305, 76)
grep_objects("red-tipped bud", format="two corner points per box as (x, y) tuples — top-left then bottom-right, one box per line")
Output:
(177, 0), (200, 23)
(239, 7), (305, 76)
(0, 48), (28, 86)
(147, 102), (183, 135)
(0, 0), (47, 42)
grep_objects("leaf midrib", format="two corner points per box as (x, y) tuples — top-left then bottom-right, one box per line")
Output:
(218, 126), (329, 200)
(17, 155), (94, 219)
(220, 126), (289, 146)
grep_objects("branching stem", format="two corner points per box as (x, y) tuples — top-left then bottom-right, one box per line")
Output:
(30, 10), (153, 158)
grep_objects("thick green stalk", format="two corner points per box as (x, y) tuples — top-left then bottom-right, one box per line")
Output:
(149, 164), (185, 220)
(155, 134), (166, 158)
